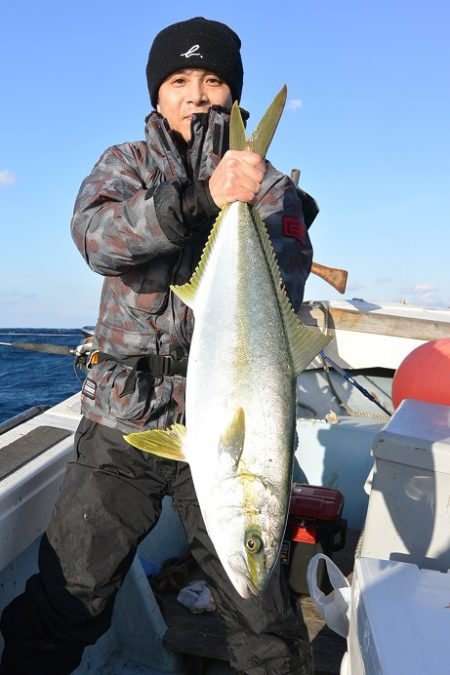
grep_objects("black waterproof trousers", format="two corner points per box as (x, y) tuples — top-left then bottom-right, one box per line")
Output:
(0, 418), (313, 675)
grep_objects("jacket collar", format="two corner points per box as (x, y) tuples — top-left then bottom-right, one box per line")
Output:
(144, 106), (250, 182)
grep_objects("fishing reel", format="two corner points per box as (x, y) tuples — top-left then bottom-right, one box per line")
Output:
(73, 337), (95, 374)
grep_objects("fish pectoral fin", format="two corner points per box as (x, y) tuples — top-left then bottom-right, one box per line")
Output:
(219, 407), (246, 468)
(124, 423), (187, 462)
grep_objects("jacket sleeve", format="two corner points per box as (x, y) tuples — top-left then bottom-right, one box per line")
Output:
(71, 144), (217, 277)
(70, 144), (184, 276)
(256, 163), (316, 311)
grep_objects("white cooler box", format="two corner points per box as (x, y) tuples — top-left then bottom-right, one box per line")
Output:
(342, 557), (450, 675)
(361, 398), (450, 571)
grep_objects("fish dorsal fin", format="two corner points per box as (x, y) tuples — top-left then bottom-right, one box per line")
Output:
(250, 206), (333, 375)
(219, 406), (246, 469)
(124, 424), (187, 462)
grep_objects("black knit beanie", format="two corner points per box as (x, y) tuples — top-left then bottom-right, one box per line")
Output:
(146, 17), (243, 108)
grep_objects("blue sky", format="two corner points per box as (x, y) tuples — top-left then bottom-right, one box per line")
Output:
(1, 0), (449, 327)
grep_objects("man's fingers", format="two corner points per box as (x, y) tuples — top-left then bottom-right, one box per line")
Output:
(209, 150), (266, 207)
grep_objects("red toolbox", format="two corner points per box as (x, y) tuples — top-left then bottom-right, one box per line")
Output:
(281, 483), (346, 595)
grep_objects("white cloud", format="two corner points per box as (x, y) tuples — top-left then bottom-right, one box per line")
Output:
(0, 291), (37, 305)
(398, 282), (449, 308)
(0, 170), (16, 186)
(407, 283), (435, 292)
(287, 98), (303, 112)
(346, 281), (364, 292)
(401, 282), (437, 296)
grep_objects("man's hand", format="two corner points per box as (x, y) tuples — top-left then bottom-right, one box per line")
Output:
(208, 150), (266, 209)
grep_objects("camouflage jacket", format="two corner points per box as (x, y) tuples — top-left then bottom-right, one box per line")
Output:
(71, 106), (316, 433)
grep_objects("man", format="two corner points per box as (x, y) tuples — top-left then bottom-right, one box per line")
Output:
(0, 17), (316, 674)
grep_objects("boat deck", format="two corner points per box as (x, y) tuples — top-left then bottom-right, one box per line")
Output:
(154, 529), (359, 675)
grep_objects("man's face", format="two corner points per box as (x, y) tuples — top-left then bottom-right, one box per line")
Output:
(157, 69), (233, 142)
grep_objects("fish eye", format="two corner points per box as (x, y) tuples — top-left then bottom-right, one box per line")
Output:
(245, 532), (263, 555)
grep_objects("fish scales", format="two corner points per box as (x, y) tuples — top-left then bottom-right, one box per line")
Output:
(187, 202), (293, 462)
(186, 200), (295, 567)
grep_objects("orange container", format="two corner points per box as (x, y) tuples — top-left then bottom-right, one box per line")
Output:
(281, 483), (346, 595)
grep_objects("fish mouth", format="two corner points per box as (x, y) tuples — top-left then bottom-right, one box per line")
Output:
(228, 554), (260, 598)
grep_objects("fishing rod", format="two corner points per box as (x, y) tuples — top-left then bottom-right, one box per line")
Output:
(0, 341), (76, 355)
(0, 327), (94, 357)
(320, 351), (392, 416)
(0, 330), (95, 378)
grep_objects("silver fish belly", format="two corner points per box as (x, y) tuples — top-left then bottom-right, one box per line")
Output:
(185, 201), (296, 597)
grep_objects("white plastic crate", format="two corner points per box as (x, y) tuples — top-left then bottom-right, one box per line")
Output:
(361, 398), (450, 570)
(345, 557), (450, 675)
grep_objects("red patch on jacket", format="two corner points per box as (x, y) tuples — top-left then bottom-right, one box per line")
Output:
(283, 216), (305, 244)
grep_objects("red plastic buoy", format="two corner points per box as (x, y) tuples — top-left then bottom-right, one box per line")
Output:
(392, 338), (450, 408)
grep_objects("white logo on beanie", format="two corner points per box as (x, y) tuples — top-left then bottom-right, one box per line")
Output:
(180, 44), (203, 59)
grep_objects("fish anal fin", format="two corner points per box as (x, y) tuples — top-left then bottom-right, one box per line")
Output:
(171, 281), (196, 309)
(171, 205), (230, 309)
(124, 424), (187, 462)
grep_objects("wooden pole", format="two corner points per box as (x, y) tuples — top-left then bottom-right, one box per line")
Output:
(311, 262), (348, 294)
(290, 168), (348, 294)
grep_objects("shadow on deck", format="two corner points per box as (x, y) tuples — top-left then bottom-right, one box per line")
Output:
(153, 529), (360, 675)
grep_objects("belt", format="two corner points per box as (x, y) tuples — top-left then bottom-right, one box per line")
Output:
(88, 350), (188, 397)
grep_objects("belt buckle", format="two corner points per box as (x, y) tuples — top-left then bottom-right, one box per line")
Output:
(161, 355), (172, 376)
(87, 350), (100, 369)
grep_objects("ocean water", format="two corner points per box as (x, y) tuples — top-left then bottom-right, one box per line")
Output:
(0, 329), (84, 424)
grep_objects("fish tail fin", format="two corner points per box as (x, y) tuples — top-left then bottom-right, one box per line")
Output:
(230, 85), (287, 158)
(173, 85), (288, 308)
(124, 423), (187, 462)
(230, 102), (247, 151)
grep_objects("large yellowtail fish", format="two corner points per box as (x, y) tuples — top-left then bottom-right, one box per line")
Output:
(125, 87), (331, 598)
